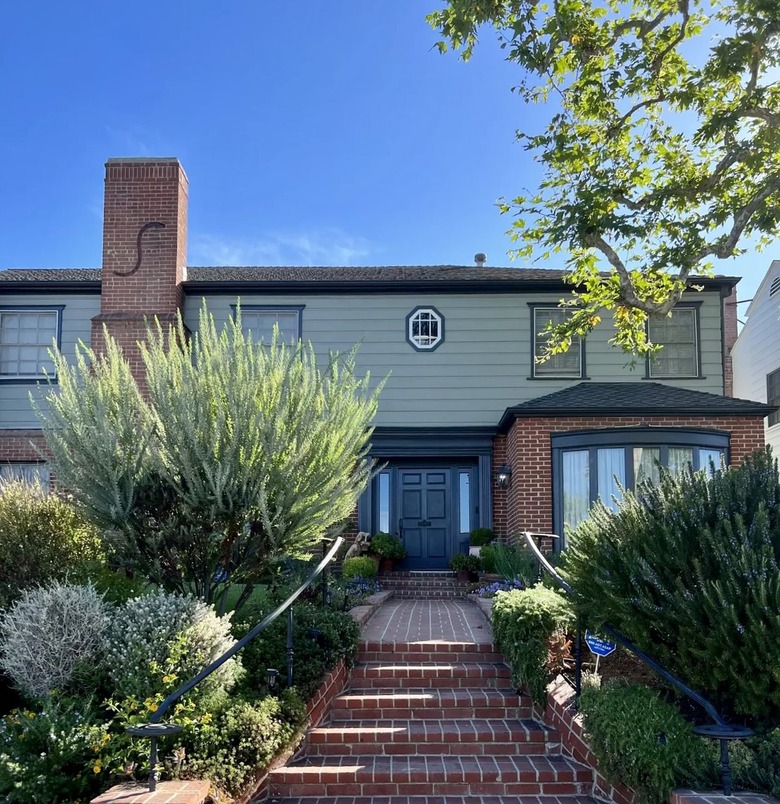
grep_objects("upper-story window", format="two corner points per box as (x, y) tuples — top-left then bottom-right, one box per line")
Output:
(532, 307), (584, 378)
(238, 306), (304, 345)
(0, 307), (63, 381)
(768, 368), (780, 427)
(406, 307), (444, 351)
(647, 306), (700, 378)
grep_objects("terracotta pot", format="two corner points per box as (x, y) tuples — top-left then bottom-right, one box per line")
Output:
(456, 569), (470, 583)
(379, 558), (394, 575)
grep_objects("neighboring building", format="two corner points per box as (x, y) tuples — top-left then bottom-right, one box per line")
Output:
(732, 259), (780, 456)
(0, 158), (775, 567)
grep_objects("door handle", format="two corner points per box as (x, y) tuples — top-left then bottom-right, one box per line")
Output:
(417, 519), (431, 527)
(398, 518), (404, 539)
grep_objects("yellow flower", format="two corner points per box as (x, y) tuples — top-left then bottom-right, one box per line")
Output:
(162, 674), (177, 684)
(93, 762), (102, 774)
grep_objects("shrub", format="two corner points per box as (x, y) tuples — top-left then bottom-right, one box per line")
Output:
(330, 575), (380, 610)
(469, 527), (494, 546)
(480, 544), (498, 573)
(0, 481), (104, 609)
(474, 578), (524, 598)
(0, 696), (108, 803)
(369, 532), (407, 560)
(491, 542), (536, 584)
(563, 448), (780, 723)
(0, 582), (109, 698)
(727, 728), (780, 796)
(104, 591), (241, 701)
(183, 690), (305, 797)
(579, 682), (717, 804)
(492, 584), (575, 705)
(342, 556), (377, 580)
(238, 602), (360, 699)
(450, 553), (481, 573)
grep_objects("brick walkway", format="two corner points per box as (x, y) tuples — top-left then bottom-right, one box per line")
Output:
(360, 600), (493, 645)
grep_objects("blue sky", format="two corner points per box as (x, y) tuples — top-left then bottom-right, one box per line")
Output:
(0, 0), (772, 311)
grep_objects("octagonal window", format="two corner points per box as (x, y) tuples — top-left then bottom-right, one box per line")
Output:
(406, 306), (444, 351)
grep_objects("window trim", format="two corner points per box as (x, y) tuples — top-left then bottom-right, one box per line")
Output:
(645, 302), (703, 380)
(0, 305), (64, 384)
(231, 304), (305, 342)
(552, 427), (730, 543)
(528, 303), (586, 380)
(0, 461), (51, 489)
(405, 306), (445, 352)
(767, 367), (780, 427)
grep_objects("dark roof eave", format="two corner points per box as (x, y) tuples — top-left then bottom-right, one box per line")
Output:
(0, 281), (102, 293)
(182, 276), (738, 295)
(497, 403), (777, 433)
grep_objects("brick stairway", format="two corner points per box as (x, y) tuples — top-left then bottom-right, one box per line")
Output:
(268, 601), (594, 803)
(377, 571), (471, 599)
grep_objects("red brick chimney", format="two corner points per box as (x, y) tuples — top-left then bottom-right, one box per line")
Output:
(91, 157), (188, 379)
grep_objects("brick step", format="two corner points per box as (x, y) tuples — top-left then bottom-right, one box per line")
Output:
(350, 662), (511, 689)
(306, 718), (556, 755)
(329, 688), (532, 721)
(274, 797), (594, 804)
(358, 641), (503, 664)
(380, 577), (466, 586)
(384, 572), (458, 579)
(384, 588), (468, 599)
(268, 754), (593, 798)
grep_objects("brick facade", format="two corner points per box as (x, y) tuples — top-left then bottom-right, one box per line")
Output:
(497, 414), (766, 536)
(0, 430), (48, 463)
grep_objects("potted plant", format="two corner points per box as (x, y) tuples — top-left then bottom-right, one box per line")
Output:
(450, 553), (481, 583)
(370, 532), (407, 574)
(468, 527), (494, 558)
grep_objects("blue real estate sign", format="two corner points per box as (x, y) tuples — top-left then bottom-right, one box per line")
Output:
(584, 630), (617, 657)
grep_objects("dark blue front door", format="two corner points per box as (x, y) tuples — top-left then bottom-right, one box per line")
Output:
(398, 468), (451, 569)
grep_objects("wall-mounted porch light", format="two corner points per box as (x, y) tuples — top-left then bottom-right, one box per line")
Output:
(495, 464), (512, 489)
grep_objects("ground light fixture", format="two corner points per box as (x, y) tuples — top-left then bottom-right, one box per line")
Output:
(266, 668), (279, 688)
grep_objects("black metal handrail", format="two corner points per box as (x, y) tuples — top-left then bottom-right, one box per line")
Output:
(522, 531), (753, 797)
(127, 535), (344, 791)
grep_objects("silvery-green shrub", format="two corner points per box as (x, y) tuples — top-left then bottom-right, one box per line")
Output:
(0, 582), (109, 698)
(104, 591), (241, 700)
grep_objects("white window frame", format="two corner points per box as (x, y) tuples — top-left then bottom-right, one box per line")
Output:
(0, 306), (63, 382)
(647, 305), (700, 379)
(532, 306), (584, 378)
(406, 306), (444, 352)
(234, 305), (304, 345)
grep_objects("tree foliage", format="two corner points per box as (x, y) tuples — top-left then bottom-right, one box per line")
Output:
(428, 0), (780, 356)
(35, 304), (382, 605)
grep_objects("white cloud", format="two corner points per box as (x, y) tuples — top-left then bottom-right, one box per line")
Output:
(190, 228), (372, 266)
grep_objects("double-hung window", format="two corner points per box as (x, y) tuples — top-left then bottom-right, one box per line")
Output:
(767, 368), (780, 428)
(0, 307), (63, 381)
(532, 307), (583, 378)
(238, 306), (304, 345)
(647, 306), (700, 378)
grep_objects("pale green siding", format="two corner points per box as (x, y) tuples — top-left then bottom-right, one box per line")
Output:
(0, 294), (99, 429)
(184, 289), (725, 428)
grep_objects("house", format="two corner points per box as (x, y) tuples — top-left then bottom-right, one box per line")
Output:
(732, 259), (780, 456)
(0, 158), (775, 569)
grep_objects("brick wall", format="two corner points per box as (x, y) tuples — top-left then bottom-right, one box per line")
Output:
(492, 434), (508, 539)
(723, 287), (738, 397)
(502, 415), (766, 535)
(92, 158), (188, 383)
(0, 430), (47, 462)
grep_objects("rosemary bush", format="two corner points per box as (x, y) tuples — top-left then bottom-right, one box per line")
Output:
(563, 448), (780, 723)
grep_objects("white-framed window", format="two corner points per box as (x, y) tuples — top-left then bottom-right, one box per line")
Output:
(767, 367), (780, 427)
(532, 307), (583, 378)
(0, 463), (50, 489)
(406, 306), (444, 351)
(647, 307), (700, 378)
(553, 429), (728, 534)
(0, 307), (62, 380)
(237, 306), (303, 345)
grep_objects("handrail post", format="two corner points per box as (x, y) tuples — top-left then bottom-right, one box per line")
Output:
(721, 739), (732, 796)
(286, 606), (294, 688)
(148, 736), (159, 793)
(322, 538), (329, 607)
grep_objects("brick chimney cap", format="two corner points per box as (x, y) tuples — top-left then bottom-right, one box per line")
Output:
(105, 156), (181, 164)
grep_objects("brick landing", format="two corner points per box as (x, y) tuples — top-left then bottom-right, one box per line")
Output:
(361, 600), (493, 644)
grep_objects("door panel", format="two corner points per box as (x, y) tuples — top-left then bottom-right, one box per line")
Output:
(399, 468), (452, 569)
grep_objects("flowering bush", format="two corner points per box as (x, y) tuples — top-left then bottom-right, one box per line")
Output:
(340, 575), (380, 608)
(104, 591), (241, 701)
(0, 696), (108, 803)
(342, 556), (377, 579)
(474, 578), (524, 598)
(0, 582), (109, 698)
